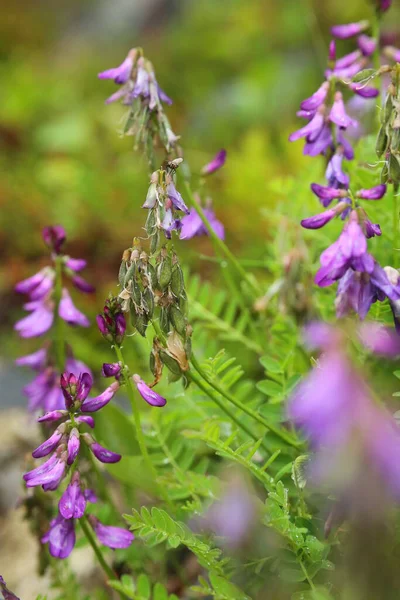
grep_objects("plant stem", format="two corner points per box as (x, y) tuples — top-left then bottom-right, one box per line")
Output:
(371, 9), (382, 127)
(54, 256), (66, 372)
(181, 179), (262, 296)
(394, 184), (400, 267)
(79, 516), (118, 583)
(190, 354), (301, 449)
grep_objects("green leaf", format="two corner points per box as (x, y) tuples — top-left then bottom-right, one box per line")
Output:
(106, 456), (156, 494)
(260, 356), (283, 373)
(136, 574), (151, 599)
(279, 568), (307, 583)
(256, 379), (283, 399)
(94, 403), (140, 456)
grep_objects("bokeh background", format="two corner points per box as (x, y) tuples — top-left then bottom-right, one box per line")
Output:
(1, 0), (400, 596)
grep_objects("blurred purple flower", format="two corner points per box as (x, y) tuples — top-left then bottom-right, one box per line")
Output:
(42, 225), (66, 254)
(59, 289), (90, 327)
(0, 575), (20, 599)
(201, 149), (227, 176)
(14, 300), (54, 338)
(98, 54), (134, 85)
(180, 207), (224, 240)
(331, 21), (369, 39)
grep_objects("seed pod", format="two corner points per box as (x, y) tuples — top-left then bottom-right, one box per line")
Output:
(150, 230), (160, 255)
(157, 257), (172, 290)
(136, 313), (148, 337)
(143, 287), (154, 318)
(159, 349), (182, 376)
(118, 260), (127, 288)
(130, 306), (138, 328)
(160, 307), (170, 335)
(184, 336), (192, 359)
(381, 93), (393, 125)
(146, 263), (157, 288)
(169, 305), (186, 336)
(391, 128), (400, 153)
(389, 153), (400, 183)
(145, 210), (156, 236)
(381, 161), (389, 184)
(123, 262), (136, 288)
(171, 264), (184, 297)
(376, 126), (389, 158)
(131, 279), (142, 305)
(179, 290), (189, 316)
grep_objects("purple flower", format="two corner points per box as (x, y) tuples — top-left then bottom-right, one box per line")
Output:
(311, 183), (347, 205)
(96, 314), (109, 335)
(201, 149), (227, 176)
(23, 370), (62, 412)
(303, 124), (333, 157)
(379, 0), (392, 11)
(0, 576), (20, 600)
(334, 50), (361, 70)
(331, 21), (369, 39)
(356, 184), (387, 200)
(349, 83), (379, 98)
(32, 427), (64, 459)
(81, 381), (119, 412)
(357, 35), (376, 57)
(42, 225), (66, 254)
(180, 207), (224, 240)
(15, 347), (47, 370)
(364, 219), (382, 238)
(329, 92), (356, 129)
(15, 300), (54, 338)
(101, 362), (122, 378)
(329, 40), (336, 62)
(300, 82), (330, 112)
(59, 475), (86, 519)
(60, 372), (92, 409)
(75, 415), (95, 428)
(25, 453), (66, 491)
(383, 46), (400, 63)
(358, 322), (400, 357)
(71, 275), (95, 294)
(67, 429), (80, 465)
(167, 182), (190, 214)
(65, 257), (87, 272)
(15, 268), (54, 299)
(37, 409), (68, 423)
(301, 203), (347, 230)
(59, 289), (90, 327)
(86, 438), (121, 464)
(326, 153), (350, 187)
(133, 374), (167, 407)
(42, 514), (76, 559)
(98, 53), (134, 85)
(89, 516), (134, 549)
(289, 107), (325, 143)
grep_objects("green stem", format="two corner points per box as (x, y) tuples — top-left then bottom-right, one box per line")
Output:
(181, 179), (261, 296)
(79, 516), (123, 595)
(190, 354), (300, 449)
(393, 184), (400, 267)
(371, 10), (382, 128)
(54, 256), (66, 372)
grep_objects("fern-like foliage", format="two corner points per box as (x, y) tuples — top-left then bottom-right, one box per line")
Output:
(109, 574), (179, 600)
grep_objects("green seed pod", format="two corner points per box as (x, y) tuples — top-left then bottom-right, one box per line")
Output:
(171, 264), (184, 297)
(132, 279), (142, 305)
(159, 349), (182, 376)
(184, 336), (192, 359)
(352, 68), (376, 83)
(160, 307), (170, 335)
(143, 287), (154, 318)
(381, 161), (389, 184)
(179, 290), (189, 317)
(150, 230), (160, 255)
(118, 260), (127, 288)
(376, 126), (389, 158)
(169, 305), (186, 336)
(389, 153), (400, 183)
(146, 263), (157, 288)
(136, 313), (148, 337)
(130, 306), (138, 328)
(391, 128), (400, 153)
(145, 210), (156, 236)
(157, 257), (172, 290)
(123, 262), (136, 288)
(381, 93), (393, 125)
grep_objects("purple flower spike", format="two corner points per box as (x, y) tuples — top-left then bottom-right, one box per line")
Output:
(37, 410), (68, 423)
(71, 275), (95, 294)
(32, 427), (64, 459)
(59, 476), (86, 519)
(98, 54), (134, 85)
(67, 429), (80, 465)
(301, 207), (338, 230)
(42, 514), (76, 559)
(329, 92), (356, 129)
(90, 516), (134, 549)
(15, 301), (54, 338)
(26, 455), (66, 490)
(59, 289), (90, 327)
(81, 381), (119, 413)
(359, 323), (400, 357)
(167, 182), (190, 214)
(300, 82), (329, 112)
(331, 21), (369, 39)
(357, 184), (387, 200)
(42, 225), (66, 254)
(90, 441), (121, 464)
(15, 347), (47, 370)
(0, 576), (20, 600)
(101, 363), (122, 378)
(289, 108), (325, 142)
(133, 374), (167, 407)
(350, 83), (379, 98)
(65, 257), (87, 272)
(201, 149), (227, 176)
(75, 415), (95, 428)
(358, 35), (376, 57)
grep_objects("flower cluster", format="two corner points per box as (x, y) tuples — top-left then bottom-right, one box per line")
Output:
(288, 323), (400, 514)
(15, 226), (93, 412)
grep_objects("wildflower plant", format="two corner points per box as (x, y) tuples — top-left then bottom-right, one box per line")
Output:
(9, 1), (400, 598)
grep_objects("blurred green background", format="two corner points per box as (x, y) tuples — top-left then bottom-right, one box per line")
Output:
(1, 0), (399, 366)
